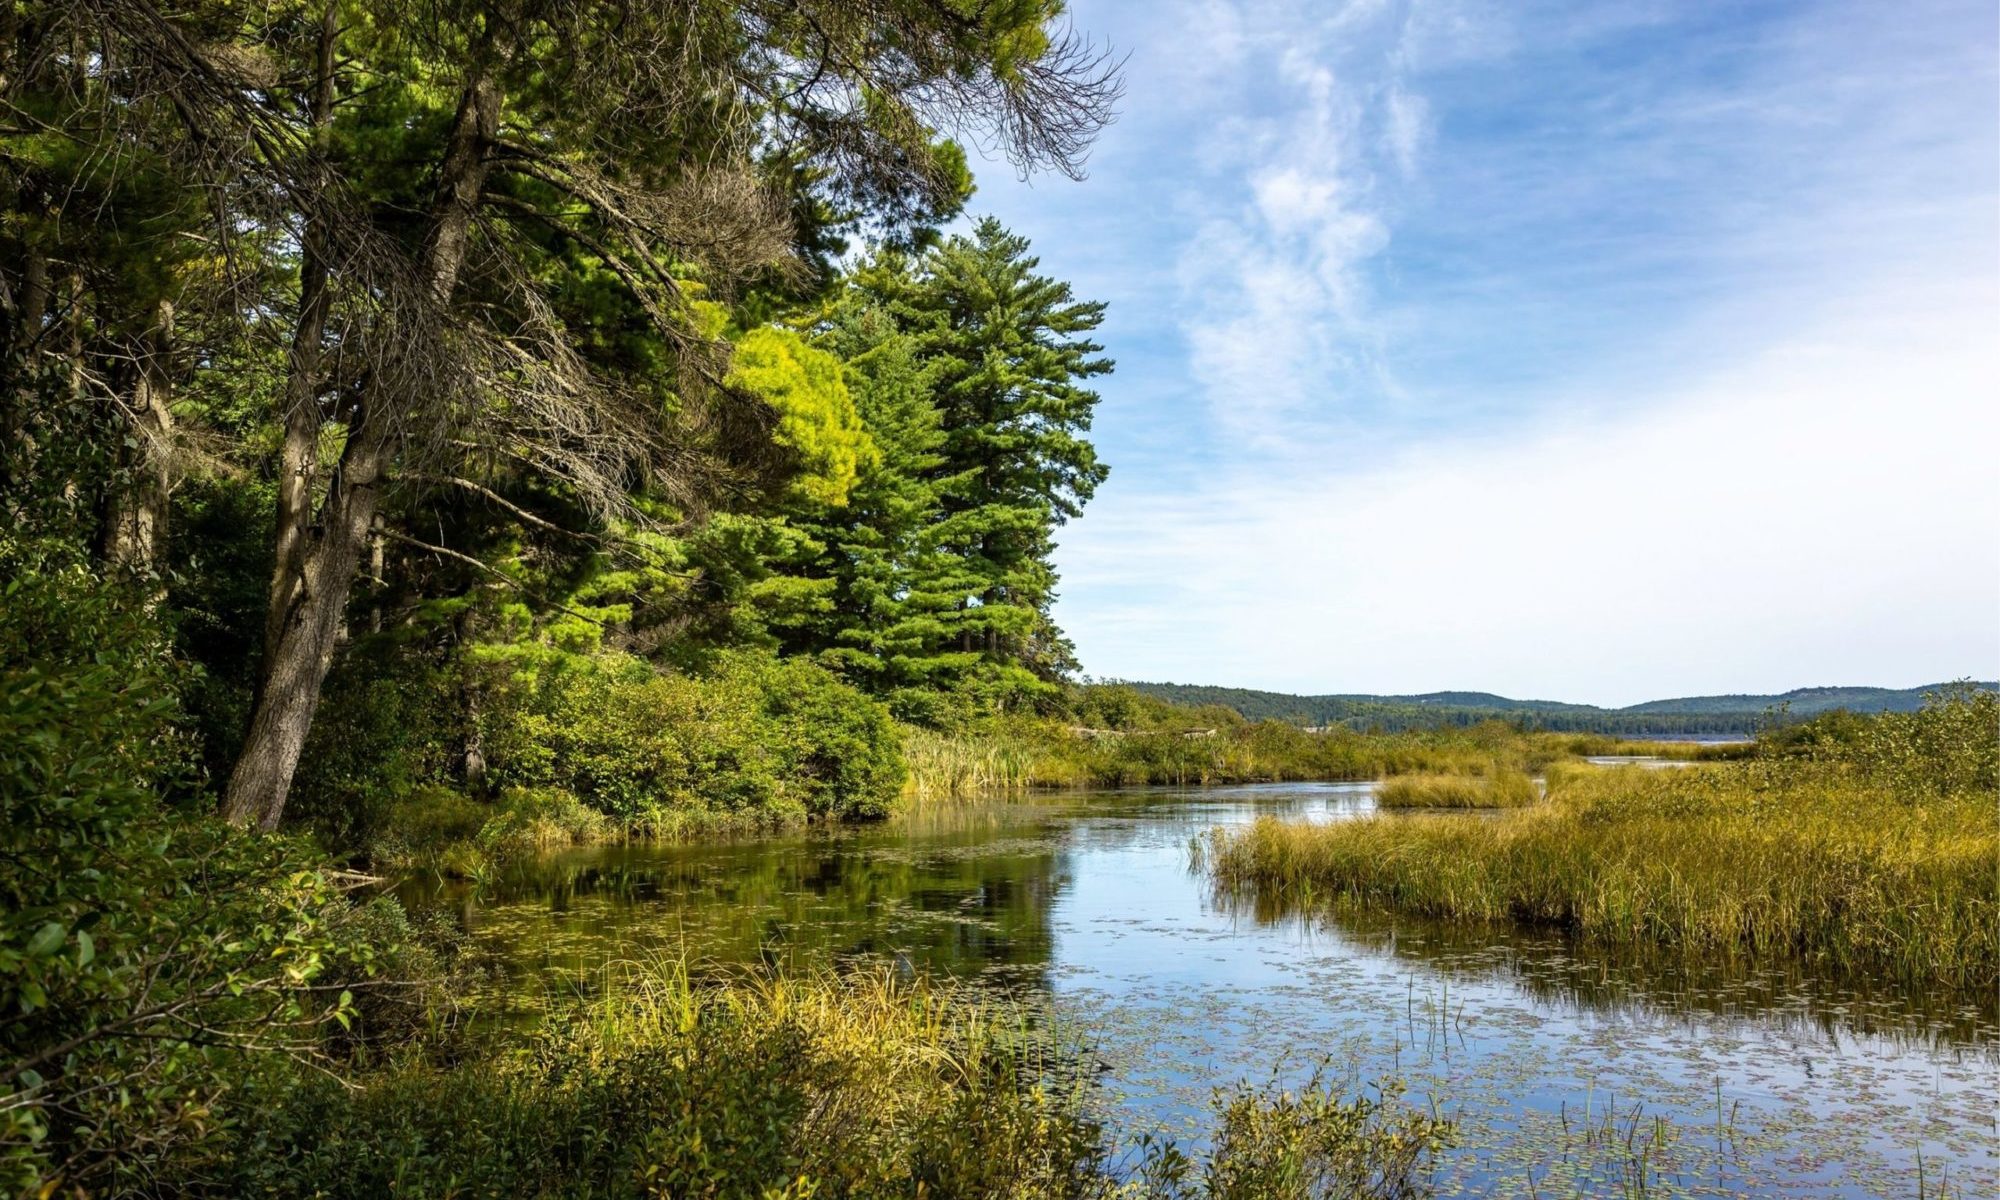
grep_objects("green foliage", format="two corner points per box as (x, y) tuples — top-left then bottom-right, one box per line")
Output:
(288, 643), (465, 852)
(727, 325), (876, 506)
(195, 963), (1454, 1200)
(1756, 682), (1998, 797)
(0, 559), (368, 1195)
(900, 705), (1636, 801)
(1142, 1072), (1455, 1200)
(483, 650), (904, 829)
(1127, 680), (1996, 737)
(208, 967), (1112, 1199)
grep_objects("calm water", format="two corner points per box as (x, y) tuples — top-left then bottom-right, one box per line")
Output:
(404, 780), (1998, 1198)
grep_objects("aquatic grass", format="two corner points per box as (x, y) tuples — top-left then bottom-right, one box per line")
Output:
(206, 956), (1460, 1199)
(1207, 760), (1999, 988)
(1375, 770), (1539, 809)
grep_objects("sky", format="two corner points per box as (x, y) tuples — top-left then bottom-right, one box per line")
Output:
(962, 0), (2000, 707)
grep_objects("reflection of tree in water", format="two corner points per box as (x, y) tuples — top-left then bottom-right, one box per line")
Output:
(401, 814), (1075, 1005)
(1210, 887), (1998, 1051)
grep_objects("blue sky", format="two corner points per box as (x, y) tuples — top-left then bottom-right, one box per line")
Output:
(967, 0), (1998, 706)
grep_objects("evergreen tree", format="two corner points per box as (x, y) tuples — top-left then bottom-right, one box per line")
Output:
(908, 217), (1111, 696)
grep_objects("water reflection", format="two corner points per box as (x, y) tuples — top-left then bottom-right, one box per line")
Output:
(401, 782), (1998, 1197)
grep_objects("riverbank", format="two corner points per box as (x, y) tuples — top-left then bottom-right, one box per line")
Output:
(1206, 693), (1998, 988)
(363, 706), (1730, 876)
(899, 715), (1729, 801)
(159, 958), (1457, 1199)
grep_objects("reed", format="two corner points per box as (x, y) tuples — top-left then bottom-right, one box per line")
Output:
(1375, 770), (1539, 809)
(1208, 759), (1998, 988)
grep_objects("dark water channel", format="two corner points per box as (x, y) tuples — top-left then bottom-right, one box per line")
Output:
(402, 780), (1997, 1198)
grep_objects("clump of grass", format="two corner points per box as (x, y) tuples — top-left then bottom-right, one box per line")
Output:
(476, 786), (612, 859)
(1375, 770), (1538, 809)
(899, 723), (1057, 801)
(1208, 753), (1998, 988)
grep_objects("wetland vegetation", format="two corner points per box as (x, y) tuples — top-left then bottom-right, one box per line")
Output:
(3, 2), (1993, 1197)
(1209, 691), (1999, 989)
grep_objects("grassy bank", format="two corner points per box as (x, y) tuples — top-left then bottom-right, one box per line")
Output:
(188, 961), (1453, 1200)
(1206, 695), (1998, 988)
(902, 710), (1719, 802)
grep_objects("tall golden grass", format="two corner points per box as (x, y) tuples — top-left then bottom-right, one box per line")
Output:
(1208, 759), (1998, 987)
(1374, 770), (1539, 809)
(897, 717), (1642, 804)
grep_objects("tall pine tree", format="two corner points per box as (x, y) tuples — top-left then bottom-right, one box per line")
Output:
(915, 218), (1110, 695)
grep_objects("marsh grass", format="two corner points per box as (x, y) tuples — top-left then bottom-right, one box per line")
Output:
(900, 717), (1617, 803)
(1207, 756), (1998, 988)
(208, 958), (1459, 1199)
(1375, 770), (1539, 809)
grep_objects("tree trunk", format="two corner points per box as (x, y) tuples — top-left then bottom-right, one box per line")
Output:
(100, 298), (175, 582)
(262, 2), (339, 667)
(223, 70), (500, 830)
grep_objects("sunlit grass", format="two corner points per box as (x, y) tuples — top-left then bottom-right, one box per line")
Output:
(214, 957), (1457, 1198)
(1374, 770), (1539, 809)
(1208, 760), (1998, 987)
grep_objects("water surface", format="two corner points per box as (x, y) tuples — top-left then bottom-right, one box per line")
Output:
(406, 780), (1997, 1197)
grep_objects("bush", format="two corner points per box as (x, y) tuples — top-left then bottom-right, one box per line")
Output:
(1141, 1071), (1455, 1200)
(0, 559), (369, 1195)
(484, 650), (905, 828)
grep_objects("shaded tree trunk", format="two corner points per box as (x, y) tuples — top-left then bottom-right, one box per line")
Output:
(262, 2), (338, 668)
(100, 298), (175, 581)
(224, 71), (500, 830)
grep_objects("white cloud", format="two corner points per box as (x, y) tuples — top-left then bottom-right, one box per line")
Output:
(1381, 85), (1429, 176)
(1173, 3), (1416, 443)
(1055, 275), (2000, 705)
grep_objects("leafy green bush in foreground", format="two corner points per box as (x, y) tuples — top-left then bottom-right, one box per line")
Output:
(0, 559), (404, 1195)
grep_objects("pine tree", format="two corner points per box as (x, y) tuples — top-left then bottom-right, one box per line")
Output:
(908, 217), (1111, 695)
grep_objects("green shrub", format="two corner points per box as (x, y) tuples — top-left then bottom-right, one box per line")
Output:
(737, 653), (906, 818)
(0, 561), (369, 1195)
(485, 650), (905, 827)
(477, 786), (614, 859)
(1141, 1071), (1455, 1200)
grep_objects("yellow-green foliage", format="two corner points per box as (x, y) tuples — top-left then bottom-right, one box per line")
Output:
(727, 325), (876, 505)
(1375, 770), (1538, 809)
(476, 787), (612, 858)
(1209, 746), (1998, 987)
(215, 965), (1111, 1198)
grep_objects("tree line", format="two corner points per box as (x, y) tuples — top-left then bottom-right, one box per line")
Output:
(1, 0), (1120, 833)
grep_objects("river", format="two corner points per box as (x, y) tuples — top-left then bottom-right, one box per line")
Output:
(402, 779), (1997, 1198)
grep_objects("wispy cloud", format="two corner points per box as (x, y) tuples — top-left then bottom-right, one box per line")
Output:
(1171, 2), (1432, 449)
(972, 0), (1998, 696)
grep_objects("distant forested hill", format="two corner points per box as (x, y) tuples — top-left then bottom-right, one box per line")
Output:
(1122, 681), (1995, 736)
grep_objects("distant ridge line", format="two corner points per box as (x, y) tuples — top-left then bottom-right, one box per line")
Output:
(1117, 680), (1995, 736)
